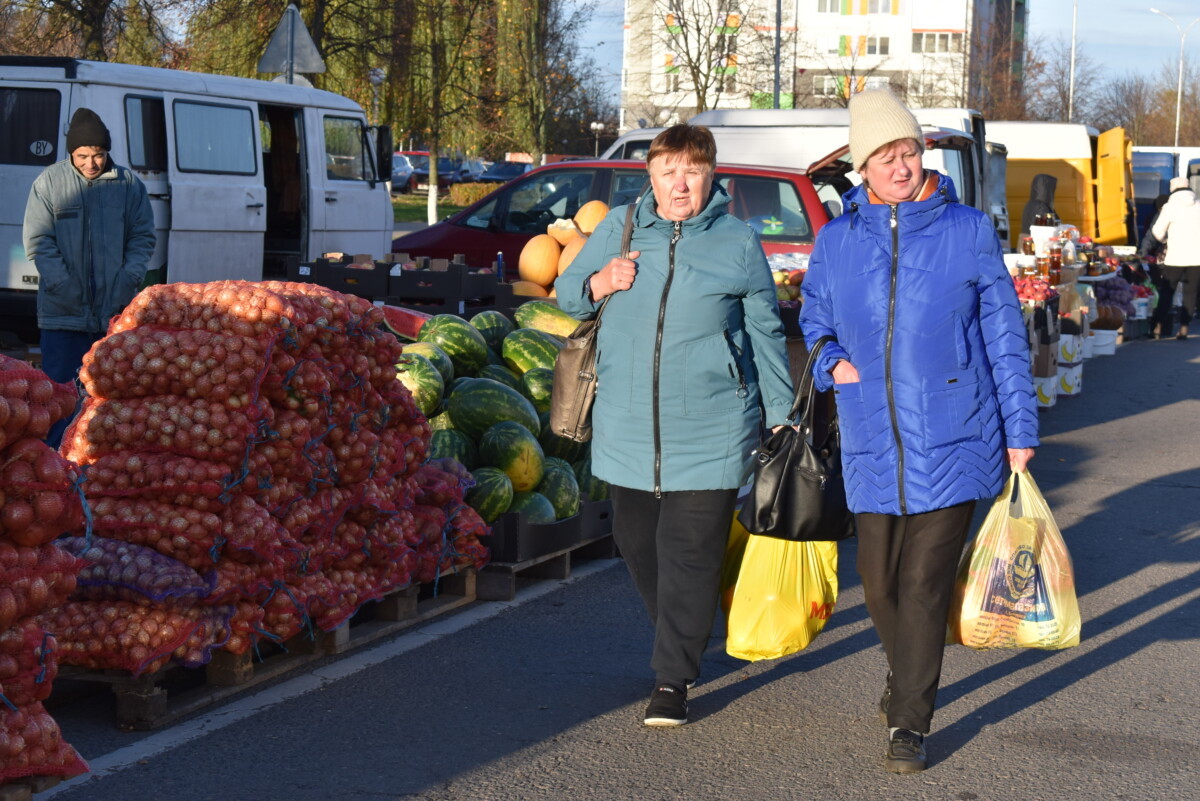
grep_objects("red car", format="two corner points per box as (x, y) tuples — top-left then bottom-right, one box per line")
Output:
(391, 159), (831, 270)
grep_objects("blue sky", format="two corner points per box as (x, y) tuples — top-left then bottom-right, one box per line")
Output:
(578, 0), (1200, 104)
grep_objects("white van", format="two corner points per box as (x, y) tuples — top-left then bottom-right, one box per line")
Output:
(0, 56), (394, 334)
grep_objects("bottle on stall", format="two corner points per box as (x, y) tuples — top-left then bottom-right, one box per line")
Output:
(1048, 239), (1063, 286)
(1021, 235), (1036, 256)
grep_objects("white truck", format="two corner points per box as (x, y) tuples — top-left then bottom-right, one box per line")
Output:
(0, 56), (395, 339)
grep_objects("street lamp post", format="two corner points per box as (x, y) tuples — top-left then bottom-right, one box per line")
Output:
(1150, 7), (1200, 153)
(590, 121), (605, 158)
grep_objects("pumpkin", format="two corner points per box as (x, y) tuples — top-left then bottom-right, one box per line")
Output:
(558, 236), (586, 276)
(574, 200), (609, 234)
(546, 218), (580, 246)
(518, 234), (562, 286)
(511, 280), (550, 297)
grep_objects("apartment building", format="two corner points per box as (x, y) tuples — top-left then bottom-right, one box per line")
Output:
(618, 0), (1026, 131)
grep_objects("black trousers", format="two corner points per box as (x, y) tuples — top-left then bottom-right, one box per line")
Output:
(855, 500), (976, 734)
(610, 486), (738, 688)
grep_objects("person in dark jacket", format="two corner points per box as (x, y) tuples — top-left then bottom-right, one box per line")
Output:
(556, 125), (794, 727)
(23, 107), (155, 448)
(799, 90), (1039, 774)
(1019, 173), (1058, 234)
(1139, 192), (1173, 337)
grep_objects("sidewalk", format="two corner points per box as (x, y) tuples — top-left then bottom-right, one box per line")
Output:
(47, 336), (1200, 801)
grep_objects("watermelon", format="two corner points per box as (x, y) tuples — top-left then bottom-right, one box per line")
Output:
(542, 456), (574, 478)
(470, 310), (515, 351)
(486, 346), (505, 366)
(513, 300), (580, 338)
(538, 411), (583, 462)
(477, 364), (524, 394)
(521, 367), (555, 414)
(380, 304), (431, 341)
(573, 455), (609, 501)
(430, 429), (477, 468)
(448, 376), (476, 395)
(479, 420), (545, 491)
(428, 406), (455, 430)
(535, 467), (581, 519)
(403, 341), (454, 384)
(446, 378), (541, 441)
(507, 491), (556, 524)
(466, 466), (513, 523)
(394, 353), (443, 417)
(502, 328), (561, 374)
(418, 314), (489, 377)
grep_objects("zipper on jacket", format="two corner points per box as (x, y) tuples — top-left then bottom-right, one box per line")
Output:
(885, 205), (908, 515)
(723, 330), (749, 398)
(652, 221), (683, 497)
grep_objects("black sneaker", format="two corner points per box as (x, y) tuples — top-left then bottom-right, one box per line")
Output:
(884, 729), (927, 774)
(643, 684), (688, 726)
(878, 671), (892, 722)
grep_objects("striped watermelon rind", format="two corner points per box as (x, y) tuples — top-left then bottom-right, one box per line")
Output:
(469, 310), (516, 351)
(418, 314), (489, 377)
(477, 364), (524, 394)
(394, 353), (444, 418)
(538, 411), (584, 462)
(402, 341), (455, 384)
(507, 491), (556, 524)
(535, 467), (581, 520)
(573, 456), (610, 502)
(466, 466), (514, 523)
(445, 378), (541, 441)
(501, 328), (561, 374)
(521, 367), (555, 414)
(478, 420), (545, 491)
(430, 429), (478, 469)
(513, 300), (580, 338)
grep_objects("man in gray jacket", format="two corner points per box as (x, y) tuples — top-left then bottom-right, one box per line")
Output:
(23, 107), (155, 446)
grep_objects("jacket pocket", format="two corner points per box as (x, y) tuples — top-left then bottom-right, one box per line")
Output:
(684, 330), (750, 414)
(832, 380), (873, 455)
(921, 369), (981, 449)
(595, 328), (633, 412)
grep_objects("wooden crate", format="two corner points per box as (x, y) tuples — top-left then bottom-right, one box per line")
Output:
(476, 534), (616, 602)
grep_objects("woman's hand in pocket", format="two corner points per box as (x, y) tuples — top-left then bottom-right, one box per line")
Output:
(832, 359), (860, 384)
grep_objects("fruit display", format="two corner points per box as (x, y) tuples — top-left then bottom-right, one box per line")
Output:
(513, 202), (611, 298)
(1013, 275), (1060, 303)
(0, 354), (88, 783)
(393, 303), (610, 529)
(49, 280), (487, 670)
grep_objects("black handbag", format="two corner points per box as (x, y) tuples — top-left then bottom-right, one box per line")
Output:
(736, 335), (855, 542)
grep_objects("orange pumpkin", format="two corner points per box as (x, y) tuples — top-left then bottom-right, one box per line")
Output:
(518, 234), (562, 286)
(546, 218), (580, 246)
(558, 236), (586, 275)
(573, 200), (609, 234)
(511, 280), (550, 297)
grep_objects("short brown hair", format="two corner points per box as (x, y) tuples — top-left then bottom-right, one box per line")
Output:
(646, 124), (716, 169)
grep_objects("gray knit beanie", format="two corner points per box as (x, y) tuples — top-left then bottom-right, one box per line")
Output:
(848, 89), (923, 172)
(66, 107), (111, 153)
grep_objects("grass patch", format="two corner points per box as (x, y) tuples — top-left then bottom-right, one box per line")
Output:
(392, 192), (466, 223)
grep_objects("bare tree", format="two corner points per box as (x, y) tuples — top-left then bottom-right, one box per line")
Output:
(792, 34), (902, 109)
(1, 0), (183, 61)
(1022, 35), (1103, 123)
(655, 0), (752, 114)
(1092, 73), (1160, 143)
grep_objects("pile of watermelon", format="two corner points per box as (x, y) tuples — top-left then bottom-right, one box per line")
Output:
(386, 301), (609, 527)
(50, 281), (487, 673)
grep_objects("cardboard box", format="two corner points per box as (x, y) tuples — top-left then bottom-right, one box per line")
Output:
(288, 256), (390, 300)
(1034, 374), (1057, 408)
(1032, 343), (1058, 378)
(1057, 333), (1083, 365)
(1057, 363), (1083, 396)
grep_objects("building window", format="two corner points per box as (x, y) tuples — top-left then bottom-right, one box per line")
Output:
(814, 75), (844, 97)
(866, 36), (889, 55)
(817, 0), (840, 13)
(867, 0), (892, 12)
(912, 32), (963, 54)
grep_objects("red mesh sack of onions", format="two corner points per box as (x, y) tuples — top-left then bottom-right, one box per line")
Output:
(0, 621), (58, 707)
(220, 600), (267, 655)
(82, 452), (231, 504)
(413, 461), (471, 509)
(108, 281), (314, 349)
(325, 425), (383, 487)
(62, 394), (268, 468)
(302, 569), (383, 632)
(260, 584), (309, 642)
(0, 701), (87, 781)
(0, 439), (84, 547)
(444, 505), (491, 572)
(259, 345), (334, 419)
(79, 326), (273, 404)
(254, 409), (319, 475)
(57, 536), (215, 605)
(0, 355), (78, 451)
(173, 605), (233, 668)
(0, 542), (83, 630)
(203, 558), (281, 605)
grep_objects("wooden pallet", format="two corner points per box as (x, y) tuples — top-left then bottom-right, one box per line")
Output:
(52, 567), (476, 730)
(0, 776), (64, 801)
(476, 534), (616, 602)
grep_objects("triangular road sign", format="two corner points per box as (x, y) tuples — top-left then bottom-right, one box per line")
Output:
(258, 4), (326, 81)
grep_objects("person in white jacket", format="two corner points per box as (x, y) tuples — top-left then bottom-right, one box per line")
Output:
(1150, 177), (1200, 339)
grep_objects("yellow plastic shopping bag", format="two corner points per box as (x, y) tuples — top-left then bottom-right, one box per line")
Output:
(948, 470), (1081, 650)
(725, 531), (839, 662)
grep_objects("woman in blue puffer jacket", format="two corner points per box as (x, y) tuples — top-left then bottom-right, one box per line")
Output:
(557, 124), (794, 728)
(799, 90), (1039, 775)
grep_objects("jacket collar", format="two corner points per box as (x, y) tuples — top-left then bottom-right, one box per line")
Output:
(634, 182), (730, 230)
(842, 171), (956, 236)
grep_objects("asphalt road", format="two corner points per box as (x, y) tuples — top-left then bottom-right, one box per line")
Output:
(43, 333), (1200, 801)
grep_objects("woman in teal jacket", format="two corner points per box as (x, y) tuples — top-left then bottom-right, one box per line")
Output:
(557, 125), (794, 727)
(799, 90), (1038, 774)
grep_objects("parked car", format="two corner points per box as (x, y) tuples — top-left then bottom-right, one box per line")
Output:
(391, 152), (415, 194)
(391, 159), (831, 269)
(403, 152), (459, 192)
(457, 158), (487, 182)
(477, 161), (533, 184)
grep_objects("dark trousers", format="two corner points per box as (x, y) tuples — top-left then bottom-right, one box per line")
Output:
(39, 328), (100, 450)
(855, 500), (976, 734)
(610, 485), (738, 688)
(1158, 265), (1198, 327)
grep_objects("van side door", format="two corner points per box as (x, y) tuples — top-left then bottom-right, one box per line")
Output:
(1096, 127), (1133, 246)
(310, 111), (391, 260)
(163, 93), (266, 282)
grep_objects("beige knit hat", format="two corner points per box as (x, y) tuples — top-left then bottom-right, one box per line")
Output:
(848, 89), (924, 172)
